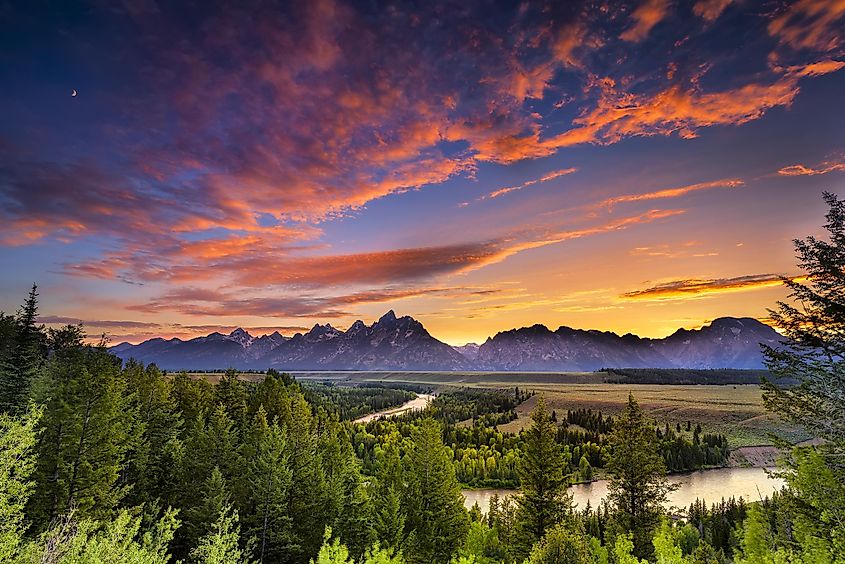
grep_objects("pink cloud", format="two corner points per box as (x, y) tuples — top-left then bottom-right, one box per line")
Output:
(778, 155), (845, 176)
(768, 0), (845, 52)
(480, 168), (577, 201)
(693, 0), (731, 23)
(620, 0), (671, 42)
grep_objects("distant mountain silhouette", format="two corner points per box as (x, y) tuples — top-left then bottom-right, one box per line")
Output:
(111, 313), (782, 371)
(471, 317), (782, 371)
(111, 310), (470, 371)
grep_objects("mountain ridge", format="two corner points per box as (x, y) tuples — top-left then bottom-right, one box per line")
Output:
(110, 312), (783, 371)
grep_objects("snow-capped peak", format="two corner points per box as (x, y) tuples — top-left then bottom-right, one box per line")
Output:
(227, 328), (254, 347)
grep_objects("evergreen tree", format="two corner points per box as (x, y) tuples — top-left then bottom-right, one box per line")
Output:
(488, 493), (520, 563)
(203, 403), (240, 480)
(171, 371), (213, 424)
(28, 334), (133, 525)
(606, 394), (675, 560)
(0, 285), (46, 414)
(177, 404), (240, 556)
(372, 435), (406, 551)
(215, 369), (247, 427)
(458, 520), (504, 564)
(0, 314), (19, 414)
(184, 466), (231, 553)
(515, 397), (572, 557)
(321, 421), (374, 558)
(283, 393), (328, 561)
(761, 191), (845, 559)
(249, 371), (293, 426)
(242, 411), (293, 564)
(122, 361), (183, 509)
(403, 418), (468, 564)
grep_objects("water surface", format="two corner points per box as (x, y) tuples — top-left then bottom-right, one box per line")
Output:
(462, 467), (785, 514)
(353, 393), (434, 423)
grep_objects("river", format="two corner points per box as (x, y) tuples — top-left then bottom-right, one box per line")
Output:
(353, 393), (435, 423)
(462, 467), (785, 514)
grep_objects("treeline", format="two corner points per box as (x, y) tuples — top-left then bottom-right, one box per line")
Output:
(602, 368), (773, 385)
(302, 382), (416, 421)
(428, 387), (529, 425)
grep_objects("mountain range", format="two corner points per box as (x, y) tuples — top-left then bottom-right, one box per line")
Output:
(110, 311), (783, 371)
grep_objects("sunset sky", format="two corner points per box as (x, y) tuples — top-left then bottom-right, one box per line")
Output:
(1, 0), (844, 345)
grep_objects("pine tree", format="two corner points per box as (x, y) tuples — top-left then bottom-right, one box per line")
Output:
(403, 418), (468, 564)
(606, 394), (675, 560)
(515, 397), (573, 557)
(283, 393), (327, 562)
(0, 314), (19, 414)
(121, 361), (183, 509)
(215, 369), (247, 427)
(0, 285), (46, 414)
(249, 370), (293, 426)
(184, 466), (231, 553)
(320, 420), (374, 558)
(242, 410), (293, 564)
(171, 371), (213, 424)
(205, 403), (240, 480)
(28, 336), (133, 525)
(372, 434), (406, 551)
(761, 191), (845, 559)
(177, 403), (241, 555)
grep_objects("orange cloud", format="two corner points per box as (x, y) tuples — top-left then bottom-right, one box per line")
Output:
(128, 285), (496, 319)
(778, 156), (845, 176)
(501, 209), (687, 258)
(539, 60), (843, 150)
(620, 0), (671, 42)
(620, 273), (805, 301)
(768, 0), (845, 52)
(629, 241), (718, 258)
(480, 168), (577, 201)
(693, 0), (731, 22)
(600, 179), (743, 208)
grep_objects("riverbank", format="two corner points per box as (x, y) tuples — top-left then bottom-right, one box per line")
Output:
(729, 445), (783, 467)
(462, 467), (785, 514)
(353, 393), (435, 423)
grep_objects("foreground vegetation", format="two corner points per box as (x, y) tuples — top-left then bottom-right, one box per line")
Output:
(1, 193), (844, 562)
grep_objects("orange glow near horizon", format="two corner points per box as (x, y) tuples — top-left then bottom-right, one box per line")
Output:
(2, 0), (844, 346)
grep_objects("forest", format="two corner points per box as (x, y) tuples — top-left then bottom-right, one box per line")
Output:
(0, 194), (844, 563)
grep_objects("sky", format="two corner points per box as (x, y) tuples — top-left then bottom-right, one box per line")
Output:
(1, 0), (844, 346)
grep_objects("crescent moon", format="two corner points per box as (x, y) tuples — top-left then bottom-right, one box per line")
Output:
(72, 89), (77, 97)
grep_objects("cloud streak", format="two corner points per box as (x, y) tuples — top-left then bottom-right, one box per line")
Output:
(600, 179), (744, 208)
(481, 168), (577, 201)
(778, 155), (845, 176)
(620, 273), (804, 301)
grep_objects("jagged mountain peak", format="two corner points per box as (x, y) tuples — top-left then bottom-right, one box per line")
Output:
(229, 327), (251, 337)
(378, 309), (397, 323)
(110, 315), (782, 371)
(227, 327), (254, 346)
